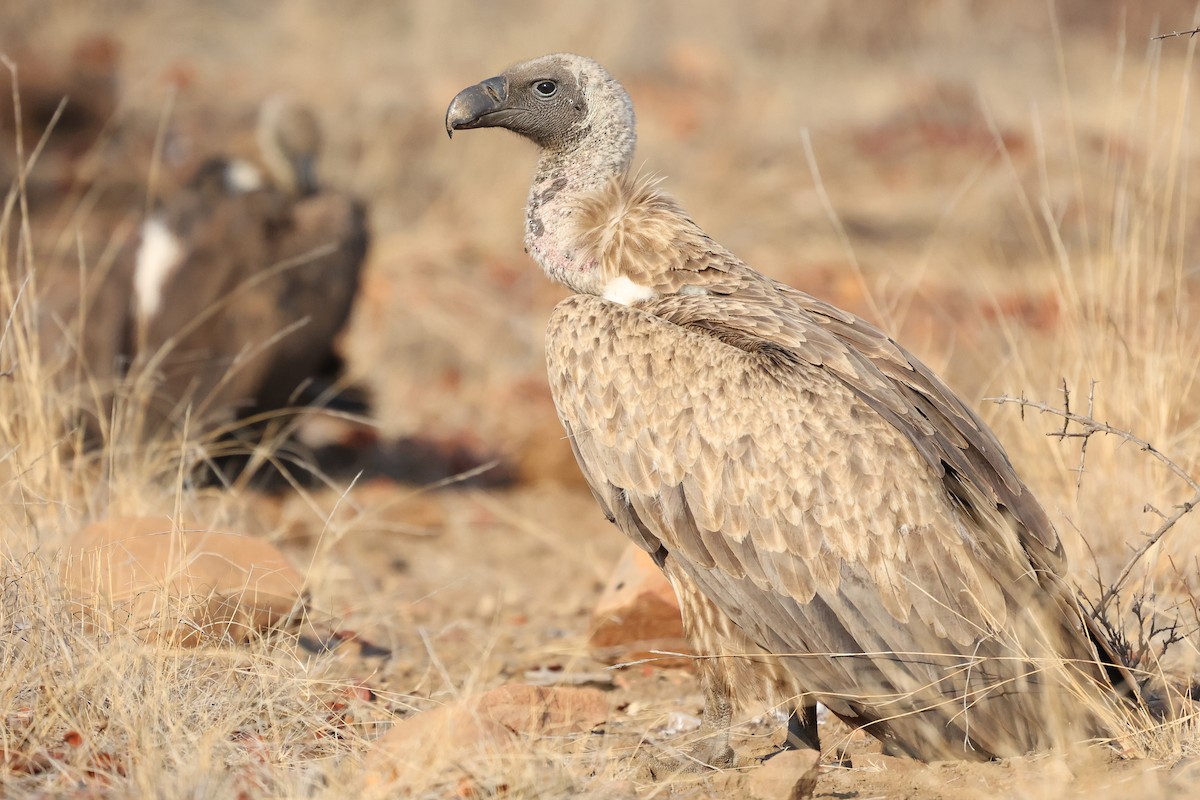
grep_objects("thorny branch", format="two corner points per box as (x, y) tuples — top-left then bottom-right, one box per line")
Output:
(990, 391), (1200, 613)
(1153, 28), (1200, 41)
(1076, 380), (1096, 496)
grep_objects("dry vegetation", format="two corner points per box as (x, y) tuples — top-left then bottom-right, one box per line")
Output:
(3, 1), (1200, 797)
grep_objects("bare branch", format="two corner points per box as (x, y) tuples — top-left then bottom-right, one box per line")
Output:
(1144, 503), (1167, 522)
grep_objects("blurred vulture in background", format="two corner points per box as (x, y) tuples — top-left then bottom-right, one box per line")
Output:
(128, 95), (369, 444)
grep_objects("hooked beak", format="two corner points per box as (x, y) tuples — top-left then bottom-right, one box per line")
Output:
(290, 153), (319, 197)
(445, 75), (511, 138)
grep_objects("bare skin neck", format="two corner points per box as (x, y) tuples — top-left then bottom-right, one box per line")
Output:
(524, 124), (635, 296)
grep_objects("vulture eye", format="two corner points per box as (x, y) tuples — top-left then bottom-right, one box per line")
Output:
(533, 80), (558, 98)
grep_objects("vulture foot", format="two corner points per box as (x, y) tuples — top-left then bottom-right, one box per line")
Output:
(633, 736), (737, 779)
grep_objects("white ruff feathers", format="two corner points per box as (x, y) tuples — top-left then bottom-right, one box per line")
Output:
(134, 216), (184, 319)
(602, 275), (658, 305)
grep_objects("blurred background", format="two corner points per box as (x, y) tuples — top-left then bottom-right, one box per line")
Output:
(3, 2), (1200, 796)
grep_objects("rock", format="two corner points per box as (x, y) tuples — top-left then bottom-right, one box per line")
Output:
(747, 750), (821, 800)
(364, 684), (608, 790)
(469, 683), (609, 735)
(59, 515), (305, 645)
(848, 752), (921, 772)
(588, 544), (691, 666)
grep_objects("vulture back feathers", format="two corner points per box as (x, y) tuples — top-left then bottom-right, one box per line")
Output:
(447, 54), (1134, 763)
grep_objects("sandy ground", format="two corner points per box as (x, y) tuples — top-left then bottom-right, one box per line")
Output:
(4, 2), (1200, 798)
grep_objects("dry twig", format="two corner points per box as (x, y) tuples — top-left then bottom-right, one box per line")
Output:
(1153, 28), (1200, 41)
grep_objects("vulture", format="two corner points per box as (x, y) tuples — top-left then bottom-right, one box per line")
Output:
(446, 54), (1135, 766)
(130, 96), (368, 441)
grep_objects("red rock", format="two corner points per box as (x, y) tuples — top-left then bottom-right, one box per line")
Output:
(363, 684), (608, 790)
(589, 544), (691, 666)
(469, 683), (608, 735)
(60, 516), (305, 645)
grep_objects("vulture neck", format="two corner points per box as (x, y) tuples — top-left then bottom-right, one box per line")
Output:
(525, 128), (635, 295)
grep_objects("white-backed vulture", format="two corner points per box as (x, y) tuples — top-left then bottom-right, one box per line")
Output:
(131, 96), (367, 440)
(446, 54), (1135, 765)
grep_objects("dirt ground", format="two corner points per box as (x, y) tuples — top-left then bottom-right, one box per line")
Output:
(4, 2), (1200, 798)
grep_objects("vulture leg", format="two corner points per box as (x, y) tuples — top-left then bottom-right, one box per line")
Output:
(692, 656), (737, 768)
(639, 672), (821, 776)
(644, 563), (821, 773)
(783, 700), (821, 752)
(636, 570), (737, 775)
(677, 569), (736, 769)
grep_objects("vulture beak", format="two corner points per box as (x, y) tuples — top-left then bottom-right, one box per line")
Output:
(445, 75), (510, 138)
(291, 153), (319, 197)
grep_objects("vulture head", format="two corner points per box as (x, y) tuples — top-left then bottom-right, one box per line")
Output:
(447, 55), (657, 296)
(257, 95), (322, 197)
(446, 54), (635, 167)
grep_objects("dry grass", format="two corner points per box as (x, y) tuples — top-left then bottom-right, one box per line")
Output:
(2, 1), (1200, 797)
